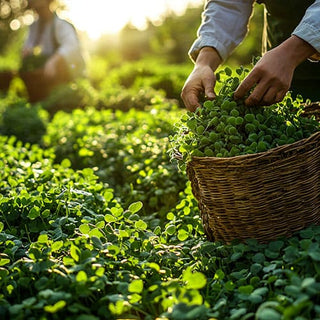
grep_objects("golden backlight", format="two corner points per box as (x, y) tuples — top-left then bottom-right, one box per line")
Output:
(63, 0), (202, 39)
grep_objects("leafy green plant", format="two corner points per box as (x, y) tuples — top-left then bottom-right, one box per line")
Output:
(42, 79), (100, 115)
(1, 59), (320, 320)
(0, 98), (49, 144)
(169, 67), (320, 169)
(42, 101), (187, 216)
(99, 86), (164, 111)
(19, 54), (48, 72)
(1, 137), (320, 319)
(98, 59), (191, 107)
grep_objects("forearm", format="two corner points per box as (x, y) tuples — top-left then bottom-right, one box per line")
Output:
(47, 53), (65, 66)
(189, 0), (254, 62)
(195, 47), (222, 72)
(234, 35), (317, 106)
(292, 0), (320, 60)
(275, 35), (317, 67)
(55, 18), (82, 70)
(194, 47), (222, 72)
(44, 53), (65, 79)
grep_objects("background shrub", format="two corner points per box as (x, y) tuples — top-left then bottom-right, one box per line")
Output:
(0, 98), (48, 144)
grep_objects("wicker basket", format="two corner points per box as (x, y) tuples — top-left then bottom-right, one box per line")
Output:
(186, 103), (320, 243)
(19, 69), (52, 103)
(0, 71), (14, 92)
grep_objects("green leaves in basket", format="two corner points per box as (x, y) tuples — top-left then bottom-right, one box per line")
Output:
(169, 66), (320, 169)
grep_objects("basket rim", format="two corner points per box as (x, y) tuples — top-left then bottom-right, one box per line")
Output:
(186, 130), (320, 164)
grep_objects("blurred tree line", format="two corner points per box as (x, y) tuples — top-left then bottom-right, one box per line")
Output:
(97, 3), (264, 66)
(0, 0), (24, 49)
(0, 0), (28, 71)
(1, 0), (263, 69)
(0, 0), (64, 70)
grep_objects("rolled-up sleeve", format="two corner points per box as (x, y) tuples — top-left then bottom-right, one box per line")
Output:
(55, 19), (85, 76)
(292, 0), (320, 60)
(189, 0), (255, 62)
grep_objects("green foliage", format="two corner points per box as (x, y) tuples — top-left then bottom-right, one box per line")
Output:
(147, 6), (204, 63)
(0, 54), (320, 320)
(43, 79), (100, 115)
(99, 87), (163, 112)
(0, 0), (64, 56)
(169, 66), (320, 168)
(42, 101), (187, 217)
(0, 0), (27, 56)
(1, 137), (320, 319)
(98, 59), (192, 107)
(0, 97), (49, 144)
(86, 55), (113, 88)
(225, 3), (264, 66)
(19, 54), (48, 72)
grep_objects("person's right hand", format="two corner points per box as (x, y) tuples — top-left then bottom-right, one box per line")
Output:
(181, 65), (216, 112)
(233, 35), (317, 107)
(181, 47), (222, 112)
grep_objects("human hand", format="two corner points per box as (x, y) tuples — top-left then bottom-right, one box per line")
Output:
(181, 65), (217, 112)
(234, 49), (294, 106)
(44, 56), (57, 80)
(234, 36), (317, 106)
(181, 47), (222, 112)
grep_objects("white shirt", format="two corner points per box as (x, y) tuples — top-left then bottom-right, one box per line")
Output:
(189, 0), (320, 62)
(23, 14), (85, 78)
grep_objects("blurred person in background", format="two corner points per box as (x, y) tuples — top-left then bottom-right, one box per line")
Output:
(20, 0), (86, 102)
(181, 0), (320, 111)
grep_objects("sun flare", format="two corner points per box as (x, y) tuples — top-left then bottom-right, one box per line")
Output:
(62, 0), (202, 39)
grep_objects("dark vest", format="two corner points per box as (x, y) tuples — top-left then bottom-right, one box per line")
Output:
(257, 0), (320, 80)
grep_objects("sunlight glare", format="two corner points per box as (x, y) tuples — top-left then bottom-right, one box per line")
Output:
(63, 0), (203, 39)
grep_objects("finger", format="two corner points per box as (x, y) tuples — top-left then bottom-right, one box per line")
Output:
(275, 90), (287, 104)
(260, 87), (288, 106)
(234, 71), (261, 100)
(181, 90), (201, 112)
(261, 87), (278, 106)
(244, 81), (270, 107)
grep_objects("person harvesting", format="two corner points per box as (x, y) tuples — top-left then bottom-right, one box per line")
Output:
(181, 0), (320, 111)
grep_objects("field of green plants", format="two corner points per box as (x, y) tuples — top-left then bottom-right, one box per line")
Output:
(1, 58), (320, 320)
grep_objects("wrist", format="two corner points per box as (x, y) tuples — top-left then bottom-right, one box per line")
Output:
(278, 35), (317, 67)
(195, 47), (222, 72)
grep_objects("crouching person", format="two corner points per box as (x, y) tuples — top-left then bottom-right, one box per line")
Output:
(20, 0), (86, 102)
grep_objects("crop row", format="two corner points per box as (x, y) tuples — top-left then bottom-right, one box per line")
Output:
(1, 64), (320, 319)
(0, 105), (320, 319)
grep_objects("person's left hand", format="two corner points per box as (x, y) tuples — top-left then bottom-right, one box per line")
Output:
(233, 47), (294, 106)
